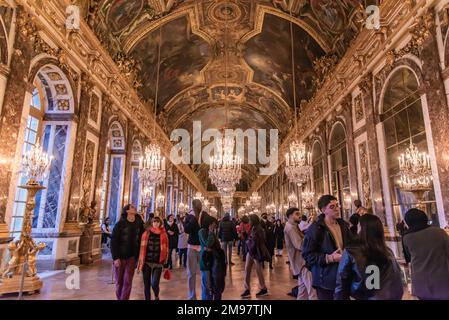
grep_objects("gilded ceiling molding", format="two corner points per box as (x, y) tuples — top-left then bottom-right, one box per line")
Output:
(251, 0), (432, 193)
(15, 0), (207, 194)
(123, 4), (215, 53)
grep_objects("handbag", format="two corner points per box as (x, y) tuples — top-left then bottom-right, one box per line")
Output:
(163, 269), (171, 280)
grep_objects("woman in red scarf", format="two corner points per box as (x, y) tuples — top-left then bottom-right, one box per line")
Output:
(137, 217), (169, 300)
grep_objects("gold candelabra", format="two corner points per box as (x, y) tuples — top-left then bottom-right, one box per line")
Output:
(0, 142), (52, 296)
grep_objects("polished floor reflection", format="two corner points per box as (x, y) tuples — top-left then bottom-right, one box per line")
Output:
(0, 248), (415, 300)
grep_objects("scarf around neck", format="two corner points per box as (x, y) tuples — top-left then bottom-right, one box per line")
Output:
(138, 226), (168, 271)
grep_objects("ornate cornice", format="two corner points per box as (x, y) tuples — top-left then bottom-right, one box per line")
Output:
(251, 0), (438, 192)
(16, 0), (206, 194)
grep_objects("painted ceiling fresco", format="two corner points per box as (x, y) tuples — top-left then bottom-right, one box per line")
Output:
(245, 13), (325, 106)
(88, 0), (366, 189)
(130, 15), (210, 108)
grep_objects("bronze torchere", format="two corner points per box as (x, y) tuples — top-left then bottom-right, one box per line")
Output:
(0, 179), (46, 295)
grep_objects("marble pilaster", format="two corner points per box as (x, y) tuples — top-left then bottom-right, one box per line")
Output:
(419, 16), (449, 227)
(0, 7), (34, 230)
(341, 96), (359, 210)
(0, 63), (10, 116)
(123, 123), (134, 207)
(360, 74), (387, 225)
(93, 97), (112, 221)
(64, 74), (93, 235)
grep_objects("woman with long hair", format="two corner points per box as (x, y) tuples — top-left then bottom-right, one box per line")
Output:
(110, 204), (144, 300)
(274, 219), (284, 256)
(164, 214), (179, 270)
(137, 217), (169, 300)
(241, 214), (270, 299)
(177, 215), (188, 268)
(335, 214), (403, 300)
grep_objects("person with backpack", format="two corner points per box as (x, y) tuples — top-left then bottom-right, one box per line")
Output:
(241, 214), (270, 298)
(284, 207), (317, 300)
(199, 216), (226, 300)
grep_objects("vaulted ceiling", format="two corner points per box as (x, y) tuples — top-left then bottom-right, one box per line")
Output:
(88, 0), (365, 191)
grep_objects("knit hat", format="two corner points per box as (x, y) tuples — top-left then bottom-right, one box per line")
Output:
(404, 208), (428, 232)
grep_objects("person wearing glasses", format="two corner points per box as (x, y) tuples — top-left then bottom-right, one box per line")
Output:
(302, 195), (353, 300)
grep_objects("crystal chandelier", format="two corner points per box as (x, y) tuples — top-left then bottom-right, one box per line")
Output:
(178, 202), (188, 215)
(285, 141), (312, 186)
(208, 1), (242, 197)
(250, 191), (261, 208)
(266, 203), (276, 214)
(139, 145), (166, 188)
(22, 141), (53, 183)
(398, 142), (433, 191)
(156, 191), (165, 208)
(301, 189), (315, 210)
(287, 192), (298, 206)
(209, 135), (242, 197)
(284, 9), (312, 187)
(203, 199), (210, 209)
(140, 26), (166, 190)
(193, 192), (204, 202)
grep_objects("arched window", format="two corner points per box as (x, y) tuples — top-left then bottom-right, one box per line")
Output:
(130, 140), (142, 210)
(329, 122), (351, 219)
(99, 121), (126, 225)
(9, 65), (76, 239)
(312, 141), (324, 196)
(381, 67), (436, 224)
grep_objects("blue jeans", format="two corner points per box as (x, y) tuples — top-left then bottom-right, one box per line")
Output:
(201, 270), (212, 300)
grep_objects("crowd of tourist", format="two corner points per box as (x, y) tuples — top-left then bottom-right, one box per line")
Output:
(106, 195), (449, 301)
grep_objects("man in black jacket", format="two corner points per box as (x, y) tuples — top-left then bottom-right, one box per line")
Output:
(184, 199), (210, 300)
(218, 212), (238, 265)
(302, 195), (352, 300)
(110, 204), (144, 300)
